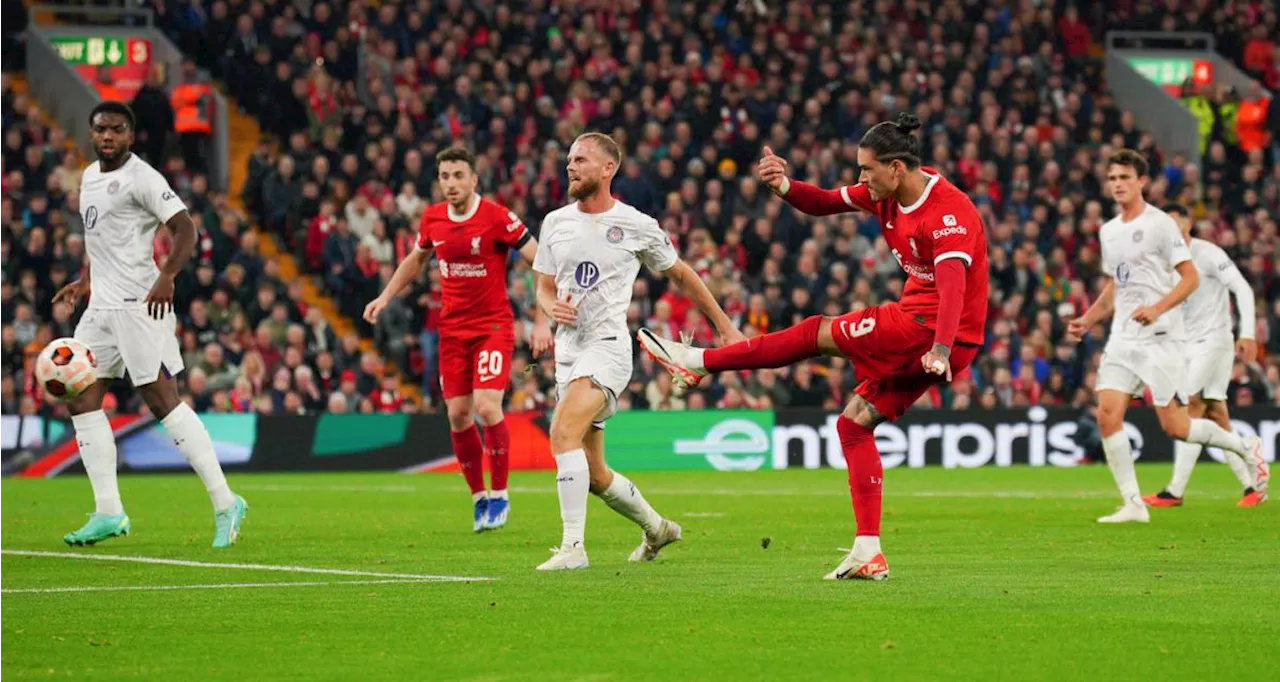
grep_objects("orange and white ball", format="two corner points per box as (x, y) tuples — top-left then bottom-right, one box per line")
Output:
(35, 338), (98, 400)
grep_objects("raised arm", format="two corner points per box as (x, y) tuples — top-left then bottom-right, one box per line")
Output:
(758, 145), (872, 216)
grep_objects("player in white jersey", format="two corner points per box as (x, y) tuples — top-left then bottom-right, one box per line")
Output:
(530, 132), (742, 570)
(1144, 204), (1269, 508)
(51, 102), (247, 547)
(1066, 149), (1262, 524)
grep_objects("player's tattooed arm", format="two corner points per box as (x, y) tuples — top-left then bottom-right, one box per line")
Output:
(660, 260), (745, 345)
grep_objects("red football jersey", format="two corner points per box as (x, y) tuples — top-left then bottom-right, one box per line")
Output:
(844, 170), (989, 345)
(415, 195), (530, 331)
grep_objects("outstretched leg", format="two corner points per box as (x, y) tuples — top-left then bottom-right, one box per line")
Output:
(639, 315), (840, 390)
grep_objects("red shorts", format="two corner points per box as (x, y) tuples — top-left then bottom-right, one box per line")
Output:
(438, 327), (515, 401)
(829, 303), (980, 421)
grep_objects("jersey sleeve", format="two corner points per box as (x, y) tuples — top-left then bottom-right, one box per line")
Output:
(492, 204), (532, 249)
(637, 216), (679, 272)
(531, 215), (556, 276)
(137, 167), (187, 223)
(841, 183), (878, 213)
(1163, 217), (1192, 268)
(929, 205), (982, 267)
(414, 211), (433, 251)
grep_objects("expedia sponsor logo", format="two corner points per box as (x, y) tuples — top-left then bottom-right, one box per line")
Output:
(932, 226), (968, 239)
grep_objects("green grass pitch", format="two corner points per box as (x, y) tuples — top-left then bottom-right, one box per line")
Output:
(2, 466), (1276, 681)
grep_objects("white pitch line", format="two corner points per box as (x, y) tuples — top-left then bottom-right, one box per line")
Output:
(235, 483), (1236, 501)
(0, 550), (494, 582)
(1, 579), (430, 595)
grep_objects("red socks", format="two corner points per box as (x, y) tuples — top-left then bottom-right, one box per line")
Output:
(484, 420), (510, 491)
(836, 415), (882, 537)
(704, 315), (823, 373)
(451, 425), (486, 495)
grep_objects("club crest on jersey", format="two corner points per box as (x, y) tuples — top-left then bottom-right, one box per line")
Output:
(908, 237), (919, 258)
(84, 206), (98, 231)
(574, 261), (601, 289)
(470, 236), (481, 255)
(1116, 262), (1131, 284)
(107, 180), (120, 195)
(1132, 230), (1144, 243)
(606, 226), (624, 244)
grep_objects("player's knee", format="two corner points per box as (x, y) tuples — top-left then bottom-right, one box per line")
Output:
(549, 419), (587, 453)
(1158, 410), (1190, 441)
(473, 401), (503, 427)
(1095, 404), (1124, 432)
(446, 405), (474, 431)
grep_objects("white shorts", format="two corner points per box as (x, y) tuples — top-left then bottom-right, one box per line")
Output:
(1096, 339), (1186, 407)
(555, 337), (632, 430)
(74, 308), (185, 387)
(1182, 343), (1233, 402)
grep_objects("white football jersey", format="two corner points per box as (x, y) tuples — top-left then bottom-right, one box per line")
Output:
(533, 200), (677, 355)
(79, 154), (187, 310)
(1182, 238), (1249, 347)
(1099, 202), (1191, 343)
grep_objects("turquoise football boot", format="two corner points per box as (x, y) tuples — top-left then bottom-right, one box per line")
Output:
(212, 495), (248, 548)
(63, 513), (131, 546)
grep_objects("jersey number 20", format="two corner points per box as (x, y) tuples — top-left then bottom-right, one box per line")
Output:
(477, 350), (505, 382)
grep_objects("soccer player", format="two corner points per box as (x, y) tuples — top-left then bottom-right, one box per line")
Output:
(365, 147), (552, 532)
(639, 113), (988, 581)
(1065, 150), (1262, 523)
(1143, 203), (1269, 508)
(51, 101), (247, 547)
(531, 132), (741, 571)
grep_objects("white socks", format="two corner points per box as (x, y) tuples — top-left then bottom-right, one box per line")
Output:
(162, 403), (236, 511)
(554, 449), (590, 548)
(1167, 441), (1201, 498)
(1187, 418), (1247, 454)
(597, 471), (662, 534)
(1102, 431), (1142, 505)
(1224, 449), (1255, 490)
(71, 410), (123, 515)
(853, 535), (882, 558)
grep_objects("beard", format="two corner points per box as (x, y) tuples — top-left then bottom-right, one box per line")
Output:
(568, 175), (601, 200)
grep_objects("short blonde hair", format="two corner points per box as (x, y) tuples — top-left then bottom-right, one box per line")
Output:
(574, 132), (623, 166)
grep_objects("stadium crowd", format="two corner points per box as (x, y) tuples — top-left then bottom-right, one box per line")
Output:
(3, 0), (1279, 418)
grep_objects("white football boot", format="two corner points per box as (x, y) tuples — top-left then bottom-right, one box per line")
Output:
(628, 519), (683, 562)
(536, 543), (589, 571)
(1097, 500), (1150, 524)
(824, 546), (890, 581)
(637, 329), (707, 395)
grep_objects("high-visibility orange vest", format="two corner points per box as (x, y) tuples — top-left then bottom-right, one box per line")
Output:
(171, 83), (213, 134)
(95, 81), (123, 102)
(1236, 97), (1271, 153)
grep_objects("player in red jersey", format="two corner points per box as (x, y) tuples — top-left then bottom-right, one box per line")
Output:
(365, 147), (552, 533)
(639, 113), (989, 581)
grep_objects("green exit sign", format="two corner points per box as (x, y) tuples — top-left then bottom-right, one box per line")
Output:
(1127, 56), (1213, 86)
(51, 37), (152, 66)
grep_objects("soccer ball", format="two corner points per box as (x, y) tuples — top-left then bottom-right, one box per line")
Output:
(36, 338), (98, 400)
